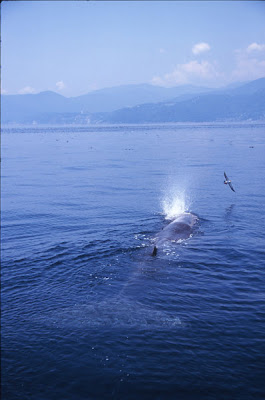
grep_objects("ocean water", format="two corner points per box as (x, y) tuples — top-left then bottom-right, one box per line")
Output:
(2, 123), (265, 399)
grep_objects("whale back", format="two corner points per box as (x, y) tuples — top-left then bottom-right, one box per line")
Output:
(171, 212), (197, 227)
(152, 212), (197, 255)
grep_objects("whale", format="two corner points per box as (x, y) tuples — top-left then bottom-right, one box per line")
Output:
(152, 212), (198, 256)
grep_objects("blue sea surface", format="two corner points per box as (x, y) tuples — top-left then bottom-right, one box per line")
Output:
(2, 123), (265, 399)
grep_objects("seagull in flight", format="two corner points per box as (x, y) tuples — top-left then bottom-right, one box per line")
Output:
(224, 172), (235, 192)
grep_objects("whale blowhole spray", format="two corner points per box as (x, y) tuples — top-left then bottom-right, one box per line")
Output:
(161, 187), (191, 220)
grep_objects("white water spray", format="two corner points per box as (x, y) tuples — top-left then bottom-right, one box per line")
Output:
(161, 187), (191, 220)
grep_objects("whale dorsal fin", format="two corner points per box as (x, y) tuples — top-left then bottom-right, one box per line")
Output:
(152, 246), (157, 256)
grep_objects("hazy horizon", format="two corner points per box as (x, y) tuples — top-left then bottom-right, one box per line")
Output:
(1, 79), (256, 98)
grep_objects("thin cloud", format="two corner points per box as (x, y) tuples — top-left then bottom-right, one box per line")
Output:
(152, 60), (220, 86)
(232, 57), (265, 81)
(233, 44), (265, 81)
(56, 81), (65, 91)
(192, 42), (211, 55)
(247, 42), (265, 53)
(18, 86), (36, 94)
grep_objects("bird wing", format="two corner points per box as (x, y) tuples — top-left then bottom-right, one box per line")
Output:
(224, 171), (229, 180)
(228, 181), (235, 192)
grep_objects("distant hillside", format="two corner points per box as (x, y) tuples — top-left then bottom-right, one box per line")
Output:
(1, 91), (72, 124)
(92, 78), (265, 123)
(70, 84), (213, 113)
(1, 83), (213, 124)
(225, 77), (265, 95)
(1, 78), (265, 124)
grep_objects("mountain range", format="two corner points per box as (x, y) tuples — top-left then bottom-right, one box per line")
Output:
(1, 78), (265, 124)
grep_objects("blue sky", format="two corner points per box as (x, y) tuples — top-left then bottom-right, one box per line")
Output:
(1, 1), (265, 97)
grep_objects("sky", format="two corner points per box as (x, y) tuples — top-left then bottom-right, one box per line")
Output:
(1, 0), (265, 97)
